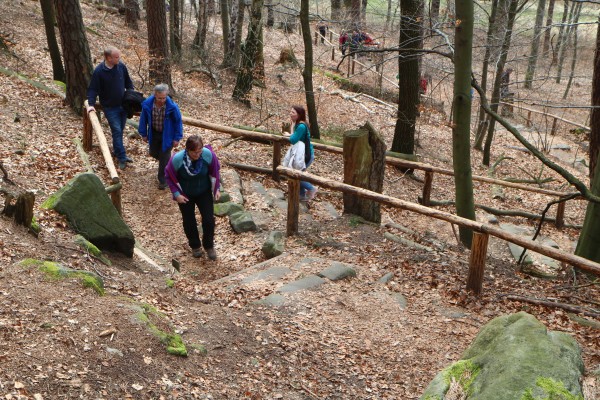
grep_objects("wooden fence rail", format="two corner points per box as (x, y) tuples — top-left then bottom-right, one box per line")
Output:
(276, 166), (600, 294)
(82, 100), (122, 214)
(181, 116), (580, 227)
(500, 101), (590, 132)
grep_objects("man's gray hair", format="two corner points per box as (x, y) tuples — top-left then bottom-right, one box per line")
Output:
(154, 83), (170, 94)
(104, 46), (120, 58)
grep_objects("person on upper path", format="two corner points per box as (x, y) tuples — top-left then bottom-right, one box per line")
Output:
(86, 46), (135, 170)
(284, 105), (317, 201)
(138, 83), (183, 190)
(165, 135), (221, 261)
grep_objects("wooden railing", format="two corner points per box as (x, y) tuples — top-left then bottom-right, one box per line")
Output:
(500, 101), (590, 133)
(82, 100), (122, 214)
(276, 166), (600, 294)
(181, 116), (580, 227)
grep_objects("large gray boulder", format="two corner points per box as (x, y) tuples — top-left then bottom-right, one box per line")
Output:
(42, 173), (135, 257)
(421, 312), (584, 400)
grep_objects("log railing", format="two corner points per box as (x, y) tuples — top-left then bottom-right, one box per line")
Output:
(82, 100), (122, 214)
(181, 116), (580, 227)
(276, 166), (600, 294)
(500, 101), (590, 132)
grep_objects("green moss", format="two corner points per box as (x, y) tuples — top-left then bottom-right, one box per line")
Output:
(165, 334), (188, 356)
(165, 279), (175, 289)
(19, 259), (104, 295)
(521, 377), (583, 400)
(135, 302), (188, 357)
(349, 215), (365, 227)
(74, 235), (111, 266)
(30, 216), (41, 236)
(443, 360), (480, 395)
(40, 194), (58, 210)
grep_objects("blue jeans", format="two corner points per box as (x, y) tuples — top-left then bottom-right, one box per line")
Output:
(103, 106), (127, 162)
(300, 154), (315, 197)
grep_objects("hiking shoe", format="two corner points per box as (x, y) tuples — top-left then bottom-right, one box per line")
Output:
(158, 182), (167, 190)
(125, 156), (134, 163)
(118, 160), (127, 170)
(206, 248), (217, 261)
(192, 248), (203, 258)
(306, 187), (318, 200)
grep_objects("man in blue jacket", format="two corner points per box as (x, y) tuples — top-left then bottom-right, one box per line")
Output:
(138, 84), (183, 190)
(86, 46), (134, 170)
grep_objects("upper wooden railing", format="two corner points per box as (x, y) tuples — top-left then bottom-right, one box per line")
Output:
(181, 116), (580, 227)
(276, 166), (600, 294)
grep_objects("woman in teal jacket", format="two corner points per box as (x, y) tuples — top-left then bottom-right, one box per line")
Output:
(285, 105), (317, 201)
(138, 83), (183, 189)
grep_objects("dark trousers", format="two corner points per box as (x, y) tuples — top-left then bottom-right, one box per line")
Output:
(178, 191), (215, 250)
(149, 131), (173, 184)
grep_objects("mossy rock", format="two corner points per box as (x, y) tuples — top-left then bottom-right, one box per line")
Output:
(214, 201), (244, 217)
(73, 235), (111, 266)
(19, 259), (105, 295)
(132, 303), (189, 357)
(421, 312), (584, 400)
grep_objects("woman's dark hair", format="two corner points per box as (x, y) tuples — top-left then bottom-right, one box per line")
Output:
(185, 135), (203, 151)
(292, 105), (307, 125)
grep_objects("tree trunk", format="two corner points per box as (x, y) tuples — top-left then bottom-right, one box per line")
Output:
(234, 0), (245, 67)
(474, 0), (499, 150)
(300, 0), (320, 139)
(147, 0), (173, 90)
(193, 0), (209, 55)
(542, 0), (555, 55)
(53, 0), (93, 113)
(483, 0), (519, 166)
(430, 0), (440, 22)
(265, 0), (274, 27)
(524, 0), (547, 89)
(254, 19), (265, 84)
(343, 122), (386, 223)
(232, 0), (263, 105)
(332, 0), (342, 21)
(556, 0), (573, 82)
(452, 0), (476, 248)
(391, 0), (421, 156)
(220, 0), (230, 64)
(589, 16), (600, 180)
(349, 0), (361, 28)
(575, 160), (600, 264)
(562, 2), (582, 99)
(361, 0), (368, 26)
(124, 0), (140, 29)
(40, 0), (65, 83)
(170, 0), (182, 61)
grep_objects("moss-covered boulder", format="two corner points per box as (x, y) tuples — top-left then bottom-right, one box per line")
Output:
(214, 201), (244, 217)
(132, 303), (189, 357)
(41, 173), (134, 257)
(19, 259), (105, 295)
(229, 211), (257, 233)
(421, 312), (584, 400)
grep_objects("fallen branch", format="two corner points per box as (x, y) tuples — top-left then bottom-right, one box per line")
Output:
(504, 294), (600, 318)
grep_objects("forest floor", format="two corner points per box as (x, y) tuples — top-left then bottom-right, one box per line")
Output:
(0, 1), (599, 399)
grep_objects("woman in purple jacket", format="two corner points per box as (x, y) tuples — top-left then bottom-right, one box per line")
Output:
(165, 135), (221, 261)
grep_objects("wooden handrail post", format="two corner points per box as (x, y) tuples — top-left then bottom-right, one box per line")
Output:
(314, 31), (318, 45)
(555, 201), (566, 228)
(550, 117), (558, 136)
(111, 188), (122, 216)
(272, 141), (281, 182)
(347, 56), (351, 76)
(332, 47), (335, 61)
(286, 179), (300, 236)
(466, 232), (489, 295)
(526, 110), (532, 127)
(422, 171), (434, 206)
(351, 57), (356, 74)
(82, 104), (93, 151)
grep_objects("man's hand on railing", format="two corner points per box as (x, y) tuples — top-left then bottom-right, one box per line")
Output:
(86, 105), (96, 114)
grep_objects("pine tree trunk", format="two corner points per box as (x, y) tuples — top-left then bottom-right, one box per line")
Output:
(542, 0), (555, 55)
(170, 0), (182, 61)
(524, 0), (547, 89)
(232, 0), (263, 105)
(300, 0), (320, 139)
(343, 122), (386, 223)
(40, 0), (65, 82)
(124, 0), (140, 29)
(452, 0), (476, 248)
(562, 2), (582, 99)
(590, 16), (600, 181)
(147, 0), (173, 90)
(556, 0), (573, 82)
(483, 0), (519, 166)
(220, 0), (230, 64)
(53, 0), (93, 113)
(331, 0), (342, 21)
(391, 0), (421, 156)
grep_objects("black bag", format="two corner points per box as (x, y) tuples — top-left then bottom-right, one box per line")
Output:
(122, 89), (145, 118)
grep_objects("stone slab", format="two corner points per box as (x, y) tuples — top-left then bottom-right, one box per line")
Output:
(277, 275), (326, 293)
(241, 266), (292, 284)
(318, 262), (356, 281)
